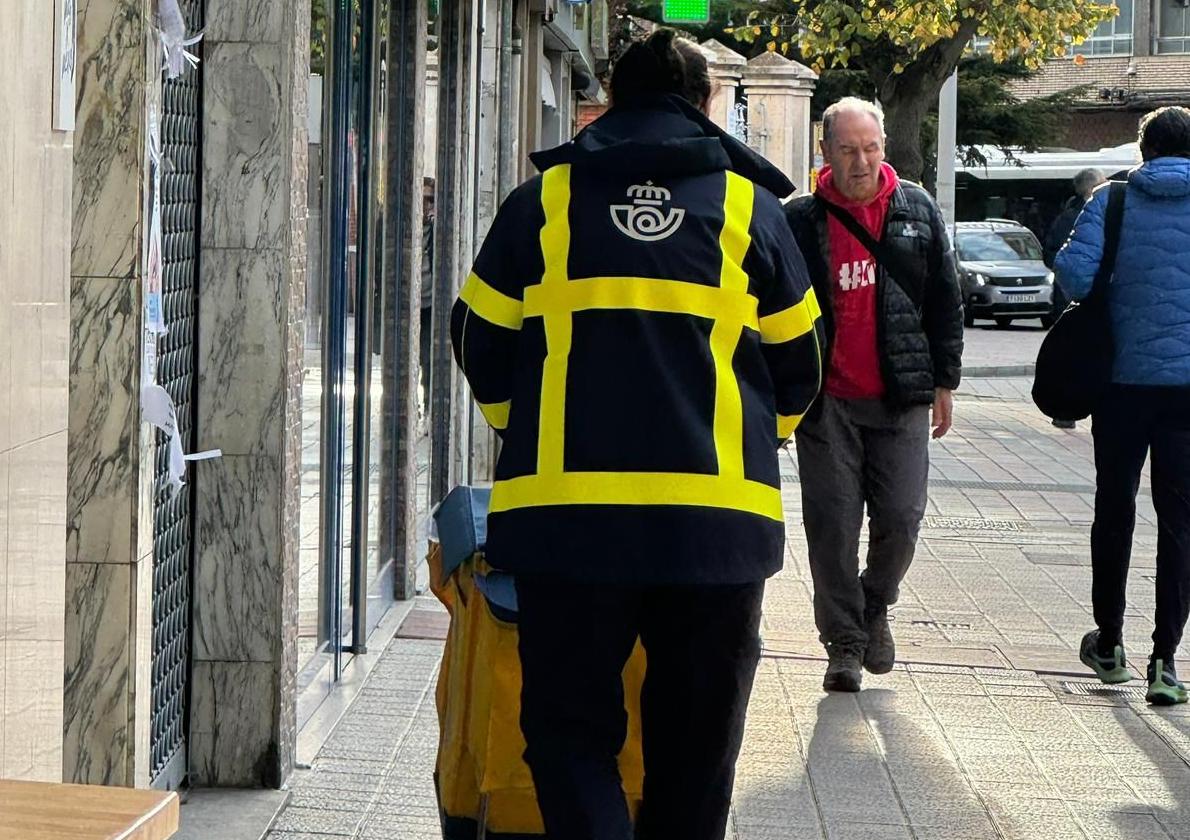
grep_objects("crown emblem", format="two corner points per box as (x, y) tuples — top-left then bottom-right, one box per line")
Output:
(610, 181), (685, 242)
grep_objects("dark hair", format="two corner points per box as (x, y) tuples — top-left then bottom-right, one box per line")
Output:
(1138, 106), (1190, 161)
(609, 29), (712, 109)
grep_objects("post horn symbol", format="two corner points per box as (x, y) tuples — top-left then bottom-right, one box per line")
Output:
(610, 181), (686, 242)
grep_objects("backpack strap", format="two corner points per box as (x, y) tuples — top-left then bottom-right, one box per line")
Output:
(819, 197), (923, 309)
(1089, 181), (1127, 302)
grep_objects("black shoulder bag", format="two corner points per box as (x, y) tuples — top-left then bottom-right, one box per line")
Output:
(818, 198), (923, 309)
(1032, 181), (1127, 422)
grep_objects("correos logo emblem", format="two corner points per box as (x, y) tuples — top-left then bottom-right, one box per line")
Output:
(610, 182), (685, 242)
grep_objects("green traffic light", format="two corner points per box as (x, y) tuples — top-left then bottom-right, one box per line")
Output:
(662, 0), (710, 25)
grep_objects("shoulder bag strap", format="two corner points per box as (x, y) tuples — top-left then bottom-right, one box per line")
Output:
(819, 197), (923, 308)
(1089, 181), (1127, 302)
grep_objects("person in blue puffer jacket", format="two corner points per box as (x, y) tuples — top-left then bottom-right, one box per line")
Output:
(1055, 106), (1190, 706)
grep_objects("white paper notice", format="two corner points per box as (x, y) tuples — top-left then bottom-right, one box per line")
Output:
(142, 384), (186, 492)
(159, 0), (203, 79)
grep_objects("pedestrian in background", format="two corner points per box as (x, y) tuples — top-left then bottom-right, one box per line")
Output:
(1045, 168), (1106, 270)
(1044, 167), (1107, 430)
(452, 29), (824, 839)
(1056, 106), (1190, 706)
(785, 97), (964, 693)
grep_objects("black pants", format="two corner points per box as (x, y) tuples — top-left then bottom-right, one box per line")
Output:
(515, 577), (765, 840)
(1092, 385), (1190, 662)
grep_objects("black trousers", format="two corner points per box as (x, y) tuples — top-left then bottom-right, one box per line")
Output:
(515, 577), (765, 840)
(1091, 385), (1190, 662)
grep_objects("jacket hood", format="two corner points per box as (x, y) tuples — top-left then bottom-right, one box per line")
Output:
(1129, 157), (1190, 199)
(529, 94), (796, 199)
(816, 162), (900, 209)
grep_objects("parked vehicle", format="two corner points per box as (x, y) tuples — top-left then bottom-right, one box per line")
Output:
(955, 219), (1055, 329)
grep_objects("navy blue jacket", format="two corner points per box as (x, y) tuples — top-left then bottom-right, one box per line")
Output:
(451, 95), (824, 584)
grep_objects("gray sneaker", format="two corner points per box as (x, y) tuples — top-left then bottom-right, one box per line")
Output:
(864, 604), (895, 675)
(823, 649), (863, 693)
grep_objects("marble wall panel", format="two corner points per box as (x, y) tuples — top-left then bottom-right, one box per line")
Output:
(67, 276), (139, 566)
(0, 0), (72, 782)
(0, 641), (5, 763)
(2, 640), (65, 781)
(192, 454), (283, 663)
(63, 0), (157, 789)
(204, 0), (285, 44)
(62, 561), (134, 785)
(189, 661), (278, 788)
(5, 435), (68, 644)
(188, 0), (307, 788)
(0, 454), (9, 641)
(71, 0), (147, 279)
(198, 248), (287, 458)
(132, 552), (152, 785)
(202, 43), (287, 252)
(0, 286), (11, 458)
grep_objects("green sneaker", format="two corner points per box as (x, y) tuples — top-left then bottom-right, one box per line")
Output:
(1079, 630), (1132, 684)
(1146, 658), (1188, 706)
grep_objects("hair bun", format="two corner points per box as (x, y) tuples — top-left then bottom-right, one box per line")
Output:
(609, 28), (711, 110)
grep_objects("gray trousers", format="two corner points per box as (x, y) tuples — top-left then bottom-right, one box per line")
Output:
(796, 395), (930, 654)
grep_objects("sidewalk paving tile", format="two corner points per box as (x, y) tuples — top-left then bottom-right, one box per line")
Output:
(266, 375), (1190, 840)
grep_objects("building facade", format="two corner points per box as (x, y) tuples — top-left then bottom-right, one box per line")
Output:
(0, 0), (626, 806)
(1014, 0), (1190, 149)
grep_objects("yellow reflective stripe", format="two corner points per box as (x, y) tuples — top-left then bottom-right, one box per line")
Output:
(712, 171), (754, 479)
(540, 165), (571, 286)
(719, 172), (754, 293)
(523, 277), (759, 328)
(759, 287), (822, 344)
(537, 165), (573, 475)
(490, 473), (784, 522)
(711, 321), (745, 478)
(777, 413), (802, 439)
(459, 272), (524, 330)
(478, 400), (510, 430)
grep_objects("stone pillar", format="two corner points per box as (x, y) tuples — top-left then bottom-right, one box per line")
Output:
(64, 0), (158, 788)
(379, 0), (429, 601)
(189, 0), (308, 787)
(742, 52), (818, 193)
(700, 40), (746, 134)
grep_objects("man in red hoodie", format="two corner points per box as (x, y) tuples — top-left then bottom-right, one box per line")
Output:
(786, 99), (964, 692)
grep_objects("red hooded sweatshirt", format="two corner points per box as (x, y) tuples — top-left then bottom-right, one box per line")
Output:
(815, 162), (900, 400)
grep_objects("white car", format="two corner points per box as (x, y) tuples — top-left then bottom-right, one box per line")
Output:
(955, 220), (1056, 329)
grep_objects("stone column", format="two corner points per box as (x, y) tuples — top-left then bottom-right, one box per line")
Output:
(189, 0), (309, 787)
(64, 0), (158, 788)
(379, 0), (429, 601)
(742, 52), (818, 193)
(700, 39), (746, 135)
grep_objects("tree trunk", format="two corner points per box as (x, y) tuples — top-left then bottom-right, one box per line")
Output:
(871, 18), (981, 185)
(881, 88), (934, 184)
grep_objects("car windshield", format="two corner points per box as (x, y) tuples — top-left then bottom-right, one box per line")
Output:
(956, 230), (1043, 262)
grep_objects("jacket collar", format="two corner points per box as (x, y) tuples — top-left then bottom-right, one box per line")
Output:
(529, 94), (796, 199)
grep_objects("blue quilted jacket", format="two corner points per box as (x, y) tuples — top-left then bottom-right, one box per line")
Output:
(1055, 157), (1190, 386)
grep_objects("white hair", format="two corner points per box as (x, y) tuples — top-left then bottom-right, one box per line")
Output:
(1073, 167), (1105, 199)
(822, 97), (885, 142)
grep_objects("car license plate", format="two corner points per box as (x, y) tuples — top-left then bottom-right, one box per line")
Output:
(1013, 295), (1037, 303)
